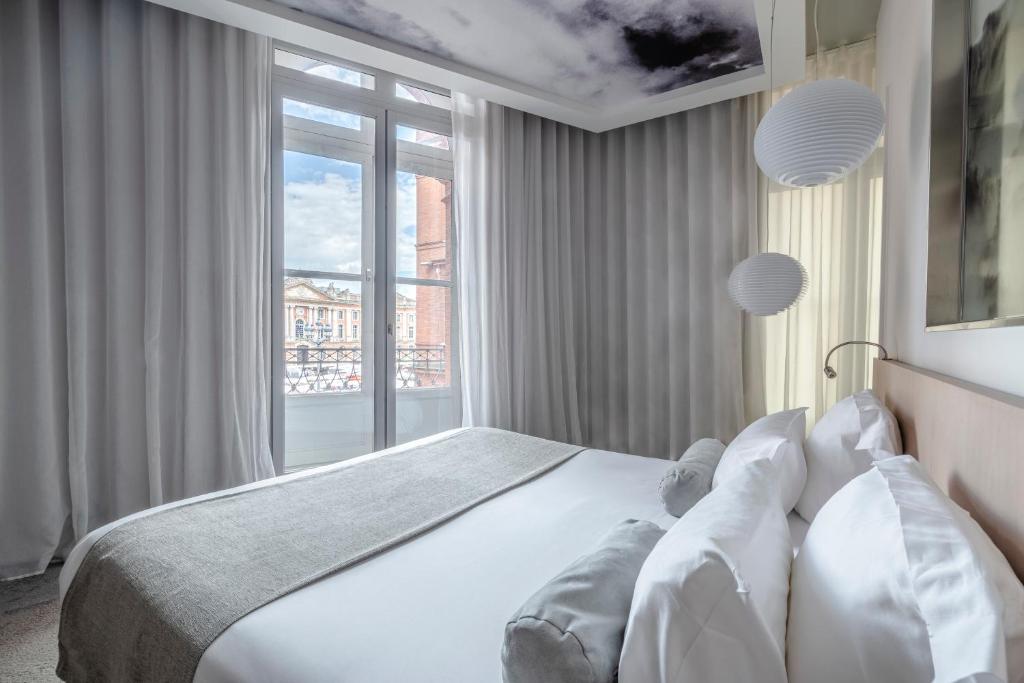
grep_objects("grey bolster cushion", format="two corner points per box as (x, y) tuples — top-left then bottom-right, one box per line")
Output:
(659, 437), (726, 517)
(501, 519), (665, 683)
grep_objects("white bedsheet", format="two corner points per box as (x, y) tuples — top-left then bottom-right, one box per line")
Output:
(60, 430), (805, 682)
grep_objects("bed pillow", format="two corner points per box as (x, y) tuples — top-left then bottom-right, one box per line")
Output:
(659, 438), (726, 517)
(502, 519), (666, 683)
(619, 459), (791, 683)
(795, 390), (901, 522)
(712, 407), (808, 512)
(788, 455), (1024, 683)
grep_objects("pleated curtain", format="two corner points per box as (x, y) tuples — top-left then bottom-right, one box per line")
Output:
(0, 0), (274, 579)
(454, 95), (761, 459)
(756, 39), (884, 424)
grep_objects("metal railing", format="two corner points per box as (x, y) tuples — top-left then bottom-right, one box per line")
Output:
(284, 345), (446, 394)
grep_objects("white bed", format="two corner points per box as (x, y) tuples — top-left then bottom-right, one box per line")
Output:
(60, 428), (808, 683)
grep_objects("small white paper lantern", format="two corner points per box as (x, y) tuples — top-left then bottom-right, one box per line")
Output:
(754, 78), (884, 188)
(728, 253), (807, 316)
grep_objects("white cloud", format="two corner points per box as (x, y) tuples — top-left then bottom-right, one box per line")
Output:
(285, 172), (364, 274)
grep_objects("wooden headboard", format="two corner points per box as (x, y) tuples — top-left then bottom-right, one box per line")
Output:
(873, 359), (1024, 579)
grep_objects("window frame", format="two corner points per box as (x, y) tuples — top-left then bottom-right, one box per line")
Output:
(272, 44), (458, 473)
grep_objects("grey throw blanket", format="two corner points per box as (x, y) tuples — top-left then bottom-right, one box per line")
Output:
(57, 428), (583, 683)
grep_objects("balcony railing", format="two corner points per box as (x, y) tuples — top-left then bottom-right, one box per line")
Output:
(285, 346), (446, 394)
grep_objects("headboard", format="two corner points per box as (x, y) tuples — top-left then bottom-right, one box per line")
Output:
(873, 359), (1024, 579)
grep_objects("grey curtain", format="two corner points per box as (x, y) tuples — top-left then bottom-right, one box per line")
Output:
(453, 95), (761, 459)
(0, 0), (274, 579)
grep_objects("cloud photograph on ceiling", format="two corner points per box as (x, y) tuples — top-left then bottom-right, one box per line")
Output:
(274, 0), (763, 105)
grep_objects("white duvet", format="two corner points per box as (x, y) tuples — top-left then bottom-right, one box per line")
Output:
(60, 430), (805, 682)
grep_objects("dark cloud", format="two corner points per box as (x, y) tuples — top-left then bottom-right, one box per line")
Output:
(514, 0), (762, 96)
(621, 9), (762, 93)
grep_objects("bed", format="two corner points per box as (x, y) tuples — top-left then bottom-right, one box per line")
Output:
(58, 429), (807, 683)
(56, 360), (1023, 682)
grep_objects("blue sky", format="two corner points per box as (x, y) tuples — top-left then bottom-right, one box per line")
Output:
(283, 151), (418, 277)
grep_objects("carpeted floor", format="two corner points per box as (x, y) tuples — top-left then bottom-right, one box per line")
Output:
(0, 565), (62, 682)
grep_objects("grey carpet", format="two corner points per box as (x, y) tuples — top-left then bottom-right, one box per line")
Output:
(1, 566), (61, 682)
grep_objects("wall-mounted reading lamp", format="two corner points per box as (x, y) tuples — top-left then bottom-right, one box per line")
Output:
(823, 341), (889, 379)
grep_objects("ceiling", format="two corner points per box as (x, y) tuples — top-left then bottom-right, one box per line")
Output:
(804, 0), (881, 53)
(151, 0), (806, 131)
(268, 0), (765, 108)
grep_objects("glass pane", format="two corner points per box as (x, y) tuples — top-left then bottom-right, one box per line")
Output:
(395, 284), (455, 445)
(283, 149), (368, 275)
(284, 278), (373, 469)
(275, 49), (375, 89)
(394, 284), (451, 389)
(283, 98), (362, 131)
(395, 82), (452, 110)
(283, 112), (376, 470)
(396, 170), (452, 280)
(397, 125), (451, 151)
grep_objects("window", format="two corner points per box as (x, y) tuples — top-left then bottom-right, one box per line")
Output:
(275, 50), (457, 471)
(395, 82), (452, 110)
(275, 49), (375, 90)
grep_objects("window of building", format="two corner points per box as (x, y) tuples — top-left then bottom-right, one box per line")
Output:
(295, 319), (305, 339)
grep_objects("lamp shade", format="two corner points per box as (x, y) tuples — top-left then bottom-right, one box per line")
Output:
(754, 78), (884, 187)
(728, 253), (807, 316)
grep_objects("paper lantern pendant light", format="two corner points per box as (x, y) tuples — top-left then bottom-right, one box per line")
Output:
(754, 78), (884, 188)
(728, 253), (808, 316)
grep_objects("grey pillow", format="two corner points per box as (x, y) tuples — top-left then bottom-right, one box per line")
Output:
(501, 519), (666, 683)
(659, 437), (726, 517)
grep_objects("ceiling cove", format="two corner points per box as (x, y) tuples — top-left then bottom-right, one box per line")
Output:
(151, 0), (805, 132)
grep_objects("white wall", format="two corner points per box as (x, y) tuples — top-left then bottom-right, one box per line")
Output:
(876, 0), (1024, 398)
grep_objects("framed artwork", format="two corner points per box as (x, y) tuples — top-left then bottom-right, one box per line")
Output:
(929, 0), (1024, 329)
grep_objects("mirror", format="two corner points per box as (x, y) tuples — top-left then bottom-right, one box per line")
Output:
(929, 0), (1024, 330)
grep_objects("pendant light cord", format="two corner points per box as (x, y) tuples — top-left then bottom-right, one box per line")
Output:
(763, 0), (777, 253)
(813, 0), (822, 77)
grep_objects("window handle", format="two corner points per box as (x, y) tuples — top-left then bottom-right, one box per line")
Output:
(364, 268), (373, 282)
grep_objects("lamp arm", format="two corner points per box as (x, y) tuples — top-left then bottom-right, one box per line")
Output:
(823, 341), (889, 379)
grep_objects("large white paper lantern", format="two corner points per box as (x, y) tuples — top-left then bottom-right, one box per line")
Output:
(754, 78), (884, 188)
(728, 253), (807, 316)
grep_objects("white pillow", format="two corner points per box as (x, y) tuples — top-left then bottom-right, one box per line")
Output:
(788, 455), (1024, 683)
(712, 407), (807, 512)
(619, 459), (791, 683)
(795, 390), (901, 522)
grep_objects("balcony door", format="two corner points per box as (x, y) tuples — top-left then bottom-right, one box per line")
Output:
(272, 48), (457, 472)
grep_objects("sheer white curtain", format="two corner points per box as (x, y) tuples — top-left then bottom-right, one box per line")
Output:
(453, 95), (760, 459)
(756, 39), (884, 424)
(0, 0), (274, 579)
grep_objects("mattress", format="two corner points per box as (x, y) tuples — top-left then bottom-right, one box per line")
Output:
(60, 430), (806, 682)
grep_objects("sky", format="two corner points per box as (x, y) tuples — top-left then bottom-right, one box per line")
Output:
(283, 152), (419, 278)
